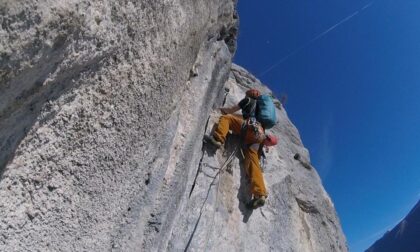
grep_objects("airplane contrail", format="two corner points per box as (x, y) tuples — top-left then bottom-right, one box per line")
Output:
(362, 1), (375, 10)
(260, 1), (375, 77)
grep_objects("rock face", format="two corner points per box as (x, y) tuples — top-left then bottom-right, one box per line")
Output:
(167, 64), (348, 252)
(366, 200), (420, 252)
(0, 0), (346, 251)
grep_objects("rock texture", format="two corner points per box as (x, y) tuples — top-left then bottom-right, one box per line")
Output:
(366, 200), (420, 252)
(167, 64), (348, 251)
(0, 0), (346, 251)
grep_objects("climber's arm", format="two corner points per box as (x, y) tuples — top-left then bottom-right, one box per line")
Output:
(220, 96), (251, 114)
(220, 105), (240, 115)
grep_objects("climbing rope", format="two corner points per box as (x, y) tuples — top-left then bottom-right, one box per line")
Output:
(203, 146), (238, 251)
(185, 147), (238, 252)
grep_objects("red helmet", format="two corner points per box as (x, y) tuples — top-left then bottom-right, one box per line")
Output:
(246, 89), (261, 99)
(264, 134), (278, 146)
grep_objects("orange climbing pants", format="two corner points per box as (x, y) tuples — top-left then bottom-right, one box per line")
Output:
(213, 114), (268, 197)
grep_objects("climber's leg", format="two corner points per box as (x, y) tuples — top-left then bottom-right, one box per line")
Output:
(243, 147), (268, 198)
(213, 114), (244, 144)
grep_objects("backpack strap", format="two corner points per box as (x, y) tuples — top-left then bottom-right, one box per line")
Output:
(242, 97), (257, 119)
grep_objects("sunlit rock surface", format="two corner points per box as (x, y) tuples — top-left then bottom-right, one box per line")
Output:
(0, 0), (346, 251)
(169, 64), (347, 251)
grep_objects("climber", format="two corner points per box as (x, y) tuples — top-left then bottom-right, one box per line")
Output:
(204, 89), (278, 209)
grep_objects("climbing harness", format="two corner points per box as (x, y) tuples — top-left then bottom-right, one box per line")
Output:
(239, 118), (265, 149)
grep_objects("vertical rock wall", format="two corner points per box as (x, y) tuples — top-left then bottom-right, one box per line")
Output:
(165, 64), (347, 251)
(0, 0), (347, 251)
(0, 0), (238, 250)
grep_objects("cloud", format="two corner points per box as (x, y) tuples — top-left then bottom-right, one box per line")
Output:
(353, 204), (413, 251)
(352, 194), (418, 251)
(318, 115), (334, 180)
(352, 224), (394, 249)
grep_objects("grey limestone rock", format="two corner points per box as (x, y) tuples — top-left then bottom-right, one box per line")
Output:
(0, 0), (346, 251)
(167, 65), (347, 252)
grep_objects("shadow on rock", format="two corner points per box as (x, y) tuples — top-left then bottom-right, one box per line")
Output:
(0, 33), (109, 180)
(222, 135), (253, 223)
(202, 124), (220, 157)
(238, 155), (253, 223)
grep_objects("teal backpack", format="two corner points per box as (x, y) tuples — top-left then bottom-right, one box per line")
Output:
(255, 94), (277, 129)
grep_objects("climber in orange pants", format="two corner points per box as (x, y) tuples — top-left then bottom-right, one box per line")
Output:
(211, 114), (267, 196)
(205, 113), (278, 209)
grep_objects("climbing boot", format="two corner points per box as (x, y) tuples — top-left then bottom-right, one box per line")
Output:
(203, 135), (222, 148)
(248, 195), (266, 209)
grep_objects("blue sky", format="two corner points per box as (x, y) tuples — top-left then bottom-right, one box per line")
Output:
(234, 0), (420, 251)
